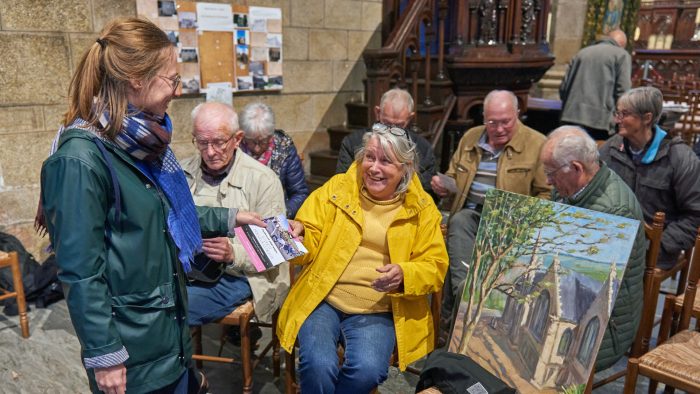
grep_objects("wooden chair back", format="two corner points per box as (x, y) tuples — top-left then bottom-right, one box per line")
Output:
(677, 229), (700, 331)
(672, 89), (700, 147)
(0, 251), (30, 338)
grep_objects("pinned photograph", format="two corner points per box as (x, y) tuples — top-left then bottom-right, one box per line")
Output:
(267, 75), (283, 90)
(269, 47), (281, 62)
(250, 32), (267, 47)
(267, 61), (282, 76)
(158, 0), (176, 17)
(181, 75), (201, 94)
(234, 13), (248, 28)
(250, 18), (266, 32)
(165, 30), (179, 46)
(180, 48), (198, 63)
(251, 47), (268, 62)
(249, 61), (265, 76)
(267, 19), (282, 33)
(236, 30), (249, 45)
(237, 76), (253, 90)
(253, 75), (267, 90)
(178, 11), (197, 29)
(266, 34), (282, 48)
(236, 45), (249, 66)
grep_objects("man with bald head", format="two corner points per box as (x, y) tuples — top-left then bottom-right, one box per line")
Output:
(180, 102), (289, 328)
(431, 90), (550, 334)
(336, 87), (437, 193)
(540, 126), (645, 371)
(559, 29), (631, 140)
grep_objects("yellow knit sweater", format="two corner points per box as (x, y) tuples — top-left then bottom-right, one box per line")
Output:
(325, 188), (403, 314)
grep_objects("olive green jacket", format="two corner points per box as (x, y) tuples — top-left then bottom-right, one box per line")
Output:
(554, 163), (646, 371)
(41, 129), (230, 393)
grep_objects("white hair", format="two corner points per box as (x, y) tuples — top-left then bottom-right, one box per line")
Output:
(355, 129), (418, 195)
(191, 102), (239, 135)
(483, 90), (519, 115)
(379, 88), (414, 114)
(239, 102), (276, 137)
(547, 126), (600, 173)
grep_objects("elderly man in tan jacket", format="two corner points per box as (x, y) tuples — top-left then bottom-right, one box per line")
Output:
(431, 90), (550, 336)
(180, 102), (289, 331)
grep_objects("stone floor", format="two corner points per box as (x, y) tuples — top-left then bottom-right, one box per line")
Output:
(0, 293), (681, 394)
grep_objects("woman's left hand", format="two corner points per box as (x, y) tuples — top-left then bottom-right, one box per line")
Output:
(372, 264), (404, 293)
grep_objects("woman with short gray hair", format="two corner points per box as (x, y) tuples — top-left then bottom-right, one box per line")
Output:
(600, 86), (700, 268)
(239, 102), (309, 217)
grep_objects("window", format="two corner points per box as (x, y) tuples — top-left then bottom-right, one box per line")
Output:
(528, 291), (550, 342)
(577, 317), (600, 367)
(558, 328), (572, 356)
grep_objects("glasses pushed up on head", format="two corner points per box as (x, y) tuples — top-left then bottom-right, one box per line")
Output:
(192, 135), (233, 151)
(372, 123), (407, 138)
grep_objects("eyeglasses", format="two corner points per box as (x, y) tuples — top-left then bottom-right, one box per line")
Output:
(485, 118), (514, 129)
(613, 109), (636, 119)
(372, 123), (407, 137)
(243, 136), (272, 148)
(544, 163), (570, 179)
(159, 73), (181, 93)
(192, 135), (233, 151)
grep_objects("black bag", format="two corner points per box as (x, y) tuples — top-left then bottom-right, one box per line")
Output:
(186, 253), (225, 284)
(0, 232), (64, 316)
(415, 349), (516, 394)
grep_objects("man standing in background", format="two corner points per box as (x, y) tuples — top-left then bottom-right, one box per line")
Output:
(559, 29), (631, 140)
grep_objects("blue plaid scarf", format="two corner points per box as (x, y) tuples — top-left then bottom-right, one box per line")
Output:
(115, 109), (202, 273)
(57, 108), (202, 273)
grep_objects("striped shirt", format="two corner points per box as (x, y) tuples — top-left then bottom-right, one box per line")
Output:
(465, 133), (502, 209)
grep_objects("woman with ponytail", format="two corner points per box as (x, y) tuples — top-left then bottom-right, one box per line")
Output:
(39, 18), (263, 394)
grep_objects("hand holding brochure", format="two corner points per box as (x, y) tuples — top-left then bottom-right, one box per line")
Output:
(234, 215), (307, 272)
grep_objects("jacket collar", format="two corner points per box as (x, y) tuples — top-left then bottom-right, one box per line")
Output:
(607, 131), (676, 166)
(181, 148), (246, 193)
(558, 161), (611, 206)
(462, 121), (528, 155)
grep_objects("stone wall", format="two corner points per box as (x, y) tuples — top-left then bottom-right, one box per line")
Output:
(0, 0), (381, 259)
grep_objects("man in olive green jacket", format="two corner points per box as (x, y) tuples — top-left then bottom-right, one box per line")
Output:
(541, 126), (646, 371)
(431, 90), (550, 332)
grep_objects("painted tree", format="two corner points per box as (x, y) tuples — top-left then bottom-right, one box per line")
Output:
(456, 190), (634, 353)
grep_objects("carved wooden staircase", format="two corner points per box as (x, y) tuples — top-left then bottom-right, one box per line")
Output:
(307, 0), (555, 188)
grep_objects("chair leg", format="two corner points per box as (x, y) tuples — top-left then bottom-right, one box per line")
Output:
(623, 358), (640, 394)
(584, 367), (594, 394)
(657, 296), (676, 345)
(285, 347), (298, 394)
(191, 326), (203, 370)
(240, 315), (253, 394)
(676, 254), (690, 295)
(271, 313), (281, 378)
(10, 254), (29, 338)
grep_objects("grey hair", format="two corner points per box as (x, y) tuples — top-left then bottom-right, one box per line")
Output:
(547, 126), (600, 174)
(617, 86), (663, 125)
(191, 102), (238, 135)
(379, 88), (414, 114)
(354, 130), (419, 196)
(483, 90), (519, 115)
(239, 102), (276, 137)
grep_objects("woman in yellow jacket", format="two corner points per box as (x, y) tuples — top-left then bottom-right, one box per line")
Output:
(278, 125), (448, 393)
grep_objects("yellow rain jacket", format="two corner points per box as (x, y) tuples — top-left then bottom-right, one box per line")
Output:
(277, 163), (448, 370)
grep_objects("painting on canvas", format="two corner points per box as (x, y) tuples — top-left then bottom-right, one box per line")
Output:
(449, 189), (639, 393)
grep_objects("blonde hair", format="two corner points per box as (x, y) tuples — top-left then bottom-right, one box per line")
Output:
(64, 17), (173, 139)
(355, 130), (418, 195)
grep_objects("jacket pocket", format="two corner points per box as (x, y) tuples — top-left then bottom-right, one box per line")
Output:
(111, 284), (181, 368)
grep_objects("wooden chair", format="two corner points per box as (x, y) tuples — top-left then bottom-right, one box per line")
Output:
(672, 89), (700, 147)
(191, 268), (288, 394)
(623, 227), (700, 394)
(588, 212), (687, 391)
(0, 251), (29, 338)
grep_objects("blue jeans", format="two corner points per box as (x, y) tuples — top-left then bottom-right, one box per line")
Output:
(297, 302), (396, 394)
(186, 274), (252, 326)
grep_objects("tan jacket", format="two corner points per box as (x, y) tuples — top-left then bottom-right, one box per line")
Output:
(181, 150), (289, 323)
(445, 121), (551, 215)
